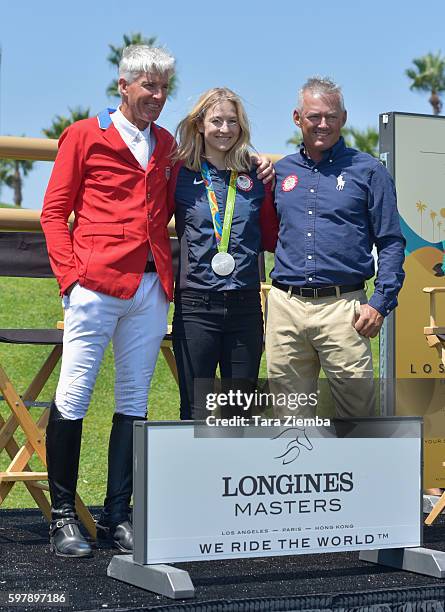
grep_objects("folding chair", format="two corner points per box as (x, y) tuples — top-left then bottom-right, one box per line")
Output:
(423, 287), (445, 367)
(0, 231), (96, 537)
(423, 286), (445, 525)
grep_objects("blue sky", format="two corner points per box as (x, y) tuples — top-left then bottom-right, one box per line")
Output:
(1, 0), (445, 208)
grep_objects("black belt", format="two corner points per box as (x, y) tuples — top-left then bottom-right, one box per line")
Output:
(144, 260), (157, 273)
(272, 280), (364, 298)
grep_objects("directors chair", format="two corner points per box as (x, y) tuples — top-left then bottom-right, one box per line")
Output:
(0, 231), (95, 537)
(423, 287), (445, 368)
(423, 286), (445, 526)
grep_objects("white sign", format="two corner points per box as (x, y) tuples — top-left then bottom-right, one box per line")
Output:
(134, 421), (422, 564)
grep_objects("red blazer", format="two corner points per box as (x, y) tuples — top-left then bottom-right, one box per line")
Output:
(41, 110), (176, 300)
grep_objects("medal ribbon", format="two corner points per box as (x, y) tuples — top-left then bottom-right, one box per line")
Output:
(201, 161), (238, 252)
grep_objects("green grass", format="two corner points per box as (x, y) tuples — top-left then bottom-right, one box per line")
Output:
(0, 277), (179, 509)
(0, 264), (379, 509)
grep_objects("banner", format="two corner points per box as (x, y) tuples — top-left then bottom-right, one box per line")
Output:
(133, 420), (422, 565)
(380, 112), (445, 487)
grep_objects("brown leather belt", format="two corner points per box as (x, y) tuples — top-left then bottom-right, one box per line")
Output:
(272, 280), (364, 298)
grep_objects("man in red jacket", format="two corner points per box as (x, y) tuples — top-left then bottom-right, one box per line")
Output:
(41, 44), (177, 558)
(42, 44), (273, 559)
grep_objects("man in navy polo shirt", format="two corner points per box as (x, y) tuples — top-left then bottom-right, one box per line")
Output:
(266, 76), (405, 417)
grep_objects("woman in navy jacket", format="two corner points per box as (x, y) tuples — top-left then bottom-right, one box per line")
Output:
(169, 87), (277, 419)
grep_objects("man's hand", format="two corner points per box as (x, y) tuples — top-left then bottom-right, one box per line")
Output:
(354, 303), (384, 338)
(252, 155), (275, 185)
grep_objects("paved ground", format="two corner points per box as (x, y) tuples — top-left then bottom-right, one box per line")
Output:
(1, 508), (445, 611)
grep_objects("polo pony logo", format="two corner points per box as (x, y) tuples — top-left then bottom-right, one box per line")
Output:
(336, 173), (346, 191)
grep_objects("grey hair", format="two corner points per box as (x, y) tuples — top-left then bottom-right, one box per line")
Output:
(298, 76), (345, 111)
(118, 44), (175, 88)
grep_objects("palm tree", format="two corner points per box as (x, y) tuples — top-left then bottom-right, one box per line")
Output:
(106, 33), (177, 99)
(431, 211), (438, 241)
(286, 132), (303, 148)
(437, 220), (443, 242)
(342, 126), (379, 157)
(416, 201), (427, 236)
(0, 158), (34, 207)
(406, 52), (445, 115)
(42, 107), (90, 139)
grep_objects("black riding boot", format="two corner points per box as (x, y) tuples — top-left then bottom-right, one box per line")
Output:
(46, 403), (92, 558)
(97, 413), (144, 552)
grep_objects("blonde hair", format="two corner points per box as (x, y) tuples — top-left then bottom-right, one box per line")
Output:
(175, 87), (253, 172)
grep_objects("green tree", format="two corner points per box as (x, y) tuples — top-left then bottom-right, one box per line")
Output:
(287, 125), (379, 157)
(342, 126), (379, 158)
(106, 32), (177, 99)
(286, 131), (303, 148)
(406, 52), (445, 115)
(42, 106), (90, 139)
(0, 158), (34, 207)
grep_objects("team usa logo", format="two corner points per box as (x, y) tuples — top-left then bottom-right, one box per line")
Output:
(281, 175), (299, 192)
(236, 174), (254, 191)
(165, 166), (171, 180)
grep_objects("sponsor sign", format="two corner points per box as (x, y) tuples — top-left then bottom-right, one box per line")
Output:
(380, 113), (445, 487)
(133, 419), (422, 564)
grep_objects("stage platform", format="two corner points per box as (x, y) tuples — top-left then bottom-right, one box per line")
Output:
(1, 508), (445, 611)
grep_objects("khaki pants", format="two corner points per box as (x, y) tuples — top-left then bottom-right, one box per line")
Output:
(265, 286), (375, 418)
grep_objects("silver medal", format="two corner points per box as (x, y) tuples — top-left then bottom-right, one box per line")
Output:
(211, 252), (235, 276)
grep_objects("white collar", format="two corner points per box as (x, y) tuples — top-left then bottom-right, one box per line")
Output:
(112, 107), (150, 142)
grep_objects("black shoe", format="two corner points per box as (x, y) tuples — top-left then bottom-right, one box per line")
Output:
(49, 515), (93, 558)
(96, 518), (133, 552)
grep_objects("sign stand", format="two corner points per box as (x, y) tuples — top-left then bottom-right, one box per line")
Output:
(108, 419), (424, 600)
(107, 422), (195, 598)
(107, 556), (195, 599)
(360, 547), (445, 578)
(424, 494), (440, 514)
